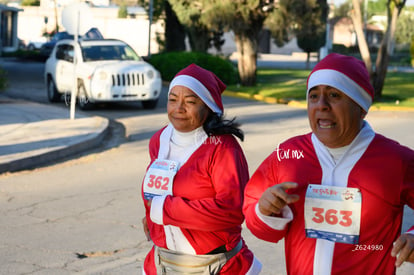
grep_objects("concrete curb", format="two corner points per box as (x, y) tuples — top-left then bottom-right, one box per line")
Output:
(223, 91), (414, 112)
(0, 117), (109, 174)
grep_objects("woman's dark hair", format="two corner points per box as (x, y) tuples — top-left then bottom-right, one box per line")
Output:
(203, 112), (244, 141)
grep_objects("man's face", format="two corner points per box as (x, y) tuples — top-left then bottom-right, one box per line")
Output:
(307, 85), (366, 148)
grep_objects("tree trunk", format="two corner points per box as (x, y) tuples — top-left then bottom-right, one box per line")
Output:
(373, 1), (403, 100)
(351, 0), (405, 100)
(234, 31), (257, 86)
(306, 52), (311, 70)
(187, 26), (210, 52)
(351, 0), (372, 75)
(164, 0), (186, 52)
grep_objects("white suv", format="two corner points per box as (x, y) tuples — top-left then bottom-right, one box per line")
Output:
(44, 39), (162, 110)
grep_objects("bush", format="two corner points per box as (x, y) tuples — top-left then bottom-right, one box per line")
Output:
(118, 4), (128, 18)
(331, 44), (360, 55)
(0, 67), (8, 92)
(2, 49), (46, 62)
(148, 51), (238, 85)
(21, 0), (40, 6)
(411, 36), (414, 67)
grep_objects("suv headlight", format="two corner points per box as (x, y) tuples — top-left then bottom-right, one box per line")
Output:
(146, 70), (154, 79)
(98, 71), (108, 80)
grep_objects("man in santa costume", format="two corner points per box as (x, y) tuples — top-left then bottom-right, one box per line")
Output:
(141, 64), (262, 274)
(243, 53), (414, 274)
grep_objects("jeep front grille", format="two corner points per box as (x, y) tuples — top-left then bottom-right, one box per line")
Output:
(111, 73), (145, 86)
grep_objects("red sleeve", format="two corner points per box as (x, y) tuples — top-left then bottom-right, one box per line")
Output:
(162, 139), (249, 231)
(243, 152), (288, 243)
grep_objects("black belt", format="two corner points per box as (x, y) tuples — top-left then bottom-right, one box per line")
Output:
(206, 240), (243, 256)
(207, 245), (227, 255)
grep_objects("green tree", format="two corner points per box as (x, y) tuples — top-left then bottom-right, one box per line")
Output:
(164, 1), (186, 51)
(334, 0), (352, 18)
(169, 0), (210, 52)
(187, 0), (294, 86)
(139, 0), (302, 86)
(137, 0), (186, 52)
(395, 9), (414, 44)
(351, 0), (407, 100)
(118, 4), (128, 18)
(295, 0), (328, 69)
(21, 0), (40, 6)
(368, 0), (388, 15)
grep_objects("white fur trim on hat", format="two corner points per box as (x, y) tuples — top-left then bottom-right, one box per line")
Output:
(307, 69), (372, 112)
(169, 75), (222, 115)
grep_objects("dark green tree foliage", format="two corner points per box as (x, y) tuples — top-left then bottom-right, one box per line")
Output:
(265, 0), (294, 47)
(198, 0), (272, 86)
(149, 51), (238, 84)
(164, 1), (186, 51)
(169, 0), (211, 52)
(294, 0), (328, 67)
(136, 0), (165, 20)
(118, 4), (128, 18)
(137, 0), (186, 52)
(395, 9), (414, 44)
(21, 0), (40, 6)
(138, 0), (302, 86)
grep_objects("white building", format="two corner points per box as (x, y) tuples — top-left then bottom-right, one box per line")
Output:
(17, 5), (163, 57)
(0, 4), (22, 53)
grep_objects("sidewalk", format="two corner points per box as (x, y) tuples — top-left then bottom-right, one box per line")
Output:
(0, 94), (109, 174)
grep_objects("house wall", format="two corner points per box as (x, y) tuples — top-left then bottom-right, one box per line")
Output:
(0, 4), (22, 53)
(333, 21), (355, 47)
(17, 6), (163, 56)
(17, 6), (306, 57)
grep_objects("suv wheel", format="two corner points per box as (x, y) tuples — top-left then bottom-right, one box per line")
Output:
(47, 77), (61, 102)
(77, 83), (95, 110)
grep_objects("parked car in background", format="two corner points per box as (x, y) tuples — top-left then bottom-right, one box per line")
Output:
(25, 37), (48, 50)
(44, 38), (162, 110)
(40, 28), (103, 58)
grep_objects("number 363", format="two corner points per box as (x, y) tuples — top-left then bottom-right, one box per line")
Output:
(312, 207), (353, 227)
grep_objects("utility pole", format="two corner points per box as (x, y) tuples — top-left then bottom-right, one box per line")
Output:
(147, 0), (153, 58)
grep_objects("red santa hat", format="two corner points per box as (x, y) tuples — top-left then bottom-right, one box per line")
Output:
(307, 53), (374, 112)
(168, 64), (226, 115)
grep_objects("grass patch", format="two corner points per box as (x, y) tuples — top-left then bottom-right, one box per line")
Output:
(227, 69), (414, 109)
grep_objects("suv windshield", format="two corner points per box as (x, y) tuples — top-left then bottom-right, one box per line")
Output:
(81, 44), (141, 61)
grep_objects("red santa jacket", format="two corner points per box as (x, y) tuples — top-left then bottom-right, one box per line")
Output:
(142, 128), (255, 274)
(243, 132), (414, 274)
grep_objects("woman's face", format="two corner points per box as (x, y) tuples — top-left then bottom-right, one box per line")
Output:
(307, 85), (366, 148)
(167, 86), (210, 132)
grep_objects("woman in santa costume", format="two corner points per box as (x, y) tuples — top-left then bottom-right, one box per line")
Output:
(141, 64), (262, 274)
(243, 53), (414, 274)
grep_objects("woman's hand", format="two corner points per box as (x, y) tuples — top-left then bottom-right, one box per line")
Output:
(142, 216), (151, 241)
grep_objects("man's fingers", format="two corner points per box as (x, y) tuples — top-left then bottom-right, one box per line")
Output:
(391, 238), (404, 257)
(258, 182), (300, 216)
(280, 182), (299, 191)
(271, 182), (300, 204)
(392, 234), (414, 267)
